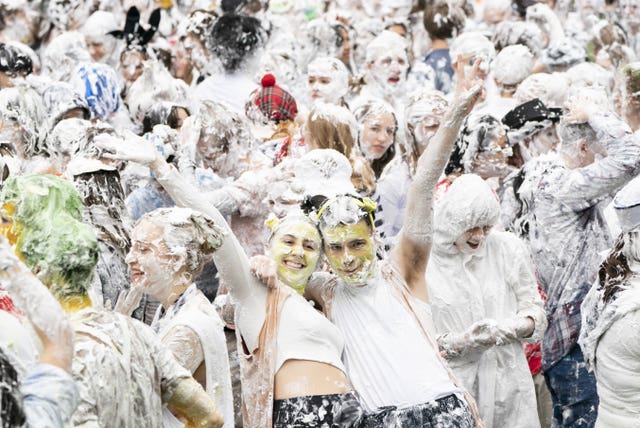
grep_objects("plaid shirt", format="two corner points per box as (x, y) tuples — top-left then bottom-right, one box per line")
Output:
(519, 113), (640, 370)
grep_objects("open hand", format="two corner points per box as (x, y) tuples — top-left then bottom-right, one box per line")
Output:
(113, 286), (144, 316)
(94, 131), (160, 166)
(452, 56), (486, 118)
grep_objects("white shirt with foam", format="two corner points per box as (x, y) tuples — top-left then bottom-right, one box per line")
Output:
(331, 271), (456, 411)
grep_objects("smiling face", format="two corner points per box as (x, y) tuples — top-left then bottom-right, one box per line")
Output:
(323, 220), (376, 287)
(360, 112), (396, 160)
(454, 225), (492, 254)
(268, 220), (321, 293)
(126, 219), (183, 299)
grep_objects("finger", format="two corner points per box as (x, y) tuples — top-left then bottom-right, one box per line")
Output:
(455, 55), (465, 80)
(470, 57), (482, 81)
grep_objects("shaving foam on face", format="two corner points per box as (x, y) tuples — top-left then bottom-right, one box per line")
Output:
(268, 219), (321, 293)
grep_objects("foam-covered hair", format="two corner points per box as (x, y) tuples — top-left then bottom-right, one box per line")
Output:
(71, 62), (121, 120)
(210, 13), (266, 72)
(136, 207), (226, 275)
(1, 175), (99, 301)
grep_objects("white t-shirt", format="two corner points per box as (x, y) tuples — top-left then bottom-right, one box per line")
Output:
(331, 271), (457, 411)
(195, 73), (257, 115)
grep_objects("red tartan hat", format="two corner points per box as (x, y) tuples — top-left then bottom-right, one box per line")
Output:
(247, 73), (297, 123)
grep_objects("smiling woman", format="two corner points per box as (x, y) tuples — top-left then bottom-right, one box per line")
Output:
(124, 207), (234, 428)
(267, 214), (321, 294)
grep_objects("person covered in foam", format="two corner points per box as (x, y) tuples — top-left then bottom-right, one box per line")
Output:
(427, 174), (546, 428)
(117, 207), (234, 428)
(579, 175), (640, 427)
(0, 174), (224, 428)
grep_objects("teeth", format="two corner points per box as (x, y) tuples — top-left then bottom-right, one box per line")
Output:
(284, 260), (304, 269)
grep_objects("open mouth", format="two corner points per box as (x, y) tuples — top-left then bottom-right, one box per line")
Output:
(283, 259), (306, 270)
(467, 241), (480, 250)
(388, 76), (400, 84)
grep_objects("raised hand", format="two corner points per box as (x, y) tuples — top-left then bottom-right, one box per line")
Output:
(451, 56), (486, 119)
(94, 131), (161, 167)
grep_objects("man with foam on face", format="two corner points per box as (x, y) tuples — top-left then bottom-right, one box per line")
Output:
(355, 30), (410, 110)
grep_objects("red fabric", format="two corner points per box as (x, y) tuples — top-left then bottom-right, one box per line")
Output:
(247, 80), (297, 123)
(524, 284), (547, 375)
(273, 136), (291, 166)
(0, 289), (20, 316)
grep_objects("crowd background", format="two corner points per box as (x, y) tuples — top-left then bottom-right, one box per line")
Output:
(0, 0), (640, 427)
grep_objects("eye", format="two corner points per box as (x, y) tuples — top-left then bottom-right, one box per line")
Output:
(386, 128), (395, 137)
(350, 239), (366, 250)
(329, 243), (342, 252)
(304, 242), (317, 251)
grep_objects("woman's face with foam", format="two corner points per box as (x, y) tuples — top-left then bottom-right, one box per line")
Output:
(126, 219), (184, 299)
(307, 59), (348, 105)
(268, 220), (322, 293)
(360, 111), (396, 160)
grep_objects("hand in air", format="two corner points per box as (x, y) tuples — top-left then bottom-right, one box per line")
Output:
(249, 255), (279, 289)
(453, 56), (486, 117)
(562, 90), (602, 124)
(94, 131), (160, 166)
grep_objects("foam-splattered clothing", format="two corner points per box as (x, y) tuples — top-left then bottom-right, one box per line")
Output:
(580, 276), (640, 427)
(69, 308), (191, 427)
(427, 175), (546, 428)
(151, 284), (235, 428)
(516, 113), (640, 370)
(423, 49), (454, 94)
(21, 363), (79, 428)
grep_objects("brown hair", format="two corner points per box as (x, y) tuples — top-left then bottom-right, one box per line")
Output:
(305, 111), (376, 195)
(598, 233), (633, 303)
(423, 2), (465, 40)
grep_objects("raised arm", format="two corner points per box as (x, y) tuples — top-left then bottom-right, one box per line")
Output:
(0, 235), (74, 373)
(392, 59), (485, 302)
(96, 135), (268, 353)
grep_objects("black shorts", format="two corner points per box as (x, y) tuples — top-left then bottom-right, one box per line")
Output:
(360, 394), (477, 428)
(273, 392), (364, 427)
(272, 392), (476, 428)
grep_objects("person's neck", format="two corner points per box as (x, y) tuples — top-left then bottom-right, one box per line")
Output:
(161, 283), (191, 309)
(430, 39), (448, 50)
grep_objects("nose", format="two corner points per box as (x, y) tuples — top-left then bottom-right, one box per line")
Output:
(292, 243), (304, 257)
(125, 250), (135, 265)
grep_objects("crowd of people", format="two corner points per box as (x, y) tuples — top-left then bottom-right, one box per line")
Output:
(0, 0), (639, 427)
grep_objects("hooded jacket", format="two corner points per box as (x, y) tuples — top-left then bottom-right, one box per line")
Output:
(427, 174), (546, 428)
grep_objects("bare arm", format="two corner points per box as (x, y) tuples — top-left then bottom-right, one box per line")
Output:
(392, 59), (485, 302)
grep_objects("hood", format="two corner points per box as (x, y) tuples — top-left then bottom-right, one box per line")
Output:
(433, 174), (500, 251)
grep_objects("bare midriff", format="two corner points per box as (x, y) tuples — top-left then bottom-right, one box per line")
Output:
(274, 359), (351, 400)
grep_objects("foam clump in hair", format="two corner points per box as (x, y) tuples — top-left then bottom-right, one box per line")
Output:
(1, 174), (99, 304)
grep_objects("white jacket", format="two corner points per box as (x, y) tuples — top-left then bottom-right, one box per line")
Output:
(580, 273), (640, 427)
(426, 174), (547, 428)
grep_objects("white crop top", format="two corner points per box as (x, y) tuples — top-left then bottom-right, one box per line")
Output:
(275, 292), (346, 373)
